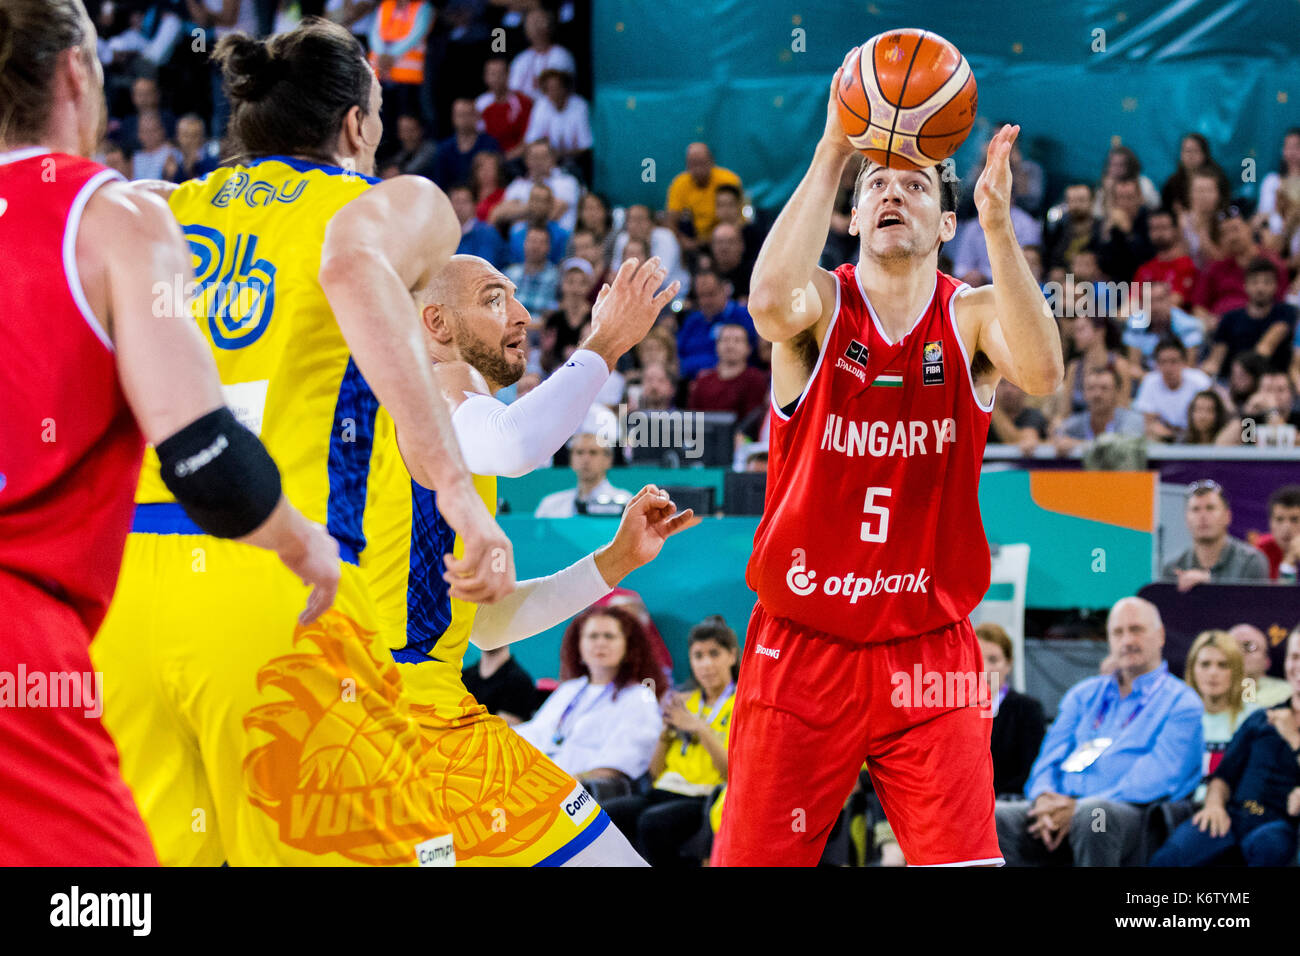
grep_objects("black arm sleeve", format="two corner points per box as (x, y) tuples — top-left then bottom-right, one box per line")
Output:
(155, 407), (282, 539)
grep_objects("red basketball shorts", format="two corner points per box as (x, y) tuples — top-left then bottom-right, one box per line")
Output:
(713, 601), (1001, 867)
(0, 571), (157, 866)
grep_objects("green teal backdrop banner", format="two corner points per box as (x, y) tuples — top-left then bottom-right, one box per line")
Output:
(592, 0), (1300, 211)
(470, 471), (1154, 682)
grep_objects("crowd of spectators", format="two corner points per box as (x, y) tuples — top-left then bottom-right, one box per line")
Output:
(94, 7), (1300, 866)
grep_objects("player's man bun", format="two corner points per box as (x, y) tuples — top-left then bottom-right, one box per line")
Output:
(212, 33), (282, 104)
(211, 17), (372, 164)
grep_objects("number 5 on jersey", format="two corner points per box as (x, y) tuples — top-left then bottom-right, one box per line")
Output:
(861, 486), (891, 543)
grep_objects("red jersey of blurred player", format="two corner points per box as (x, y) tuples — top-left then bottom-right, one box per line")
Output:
(0, 147), (158, 866)
(747, 263), (991, 639)
(0, 152), (145, 635)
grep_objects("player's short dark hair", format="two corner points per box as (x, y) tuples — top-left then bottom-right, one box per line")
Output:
(1245, 256), (1279, 280)
(855, 157), (959, 214)
(0, 0), (89, 144)
(1153, 336), (1186, 360)
(214, 18), (371, 164)
(1268, 484), (1300, 514)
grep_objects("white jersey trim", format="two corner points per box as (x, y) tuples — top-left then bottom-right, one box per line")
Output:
(0, 146), (52, 166)
(911, 856), (1005, 868)
(62, 167), (125, 353)
(854, 265), (936, 347)
(947, 283), (995, 413)
(770, 271), (842, 422)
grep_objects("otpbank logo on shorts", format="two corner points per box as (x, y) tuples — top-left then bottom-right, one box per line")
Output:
(785, 548), (929, 603)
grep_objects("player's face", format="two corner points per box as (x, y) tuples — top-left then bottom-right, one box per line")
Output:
(852, 165), (953, 264)
(579, 615), (627, 674)
(1192, 645), (1232, 700)
(453, 265), (529, 389)
(1106, 605), (1163, 677)
(1269, 504), (1300, 548)
(689, 639), (735, 695)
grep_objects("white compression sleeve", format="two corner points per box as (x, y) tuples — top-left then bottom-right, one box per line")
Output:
(451, 349), (610, 477)
(470, 553), (612, 650)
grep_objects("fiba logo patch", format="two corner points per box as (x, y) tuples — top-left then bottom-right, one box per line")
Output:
(922, 340), (945, 385)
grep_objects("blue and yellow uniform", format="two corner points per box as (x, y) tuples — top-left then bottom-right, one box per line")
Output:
(92, 158), (453, 867)
(362, 409), (616, 866)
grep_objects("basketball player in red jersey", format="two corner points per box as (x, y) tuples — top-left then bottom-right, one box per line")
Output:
(0, 0), (349, 864)
(713, 50), (1063, 866)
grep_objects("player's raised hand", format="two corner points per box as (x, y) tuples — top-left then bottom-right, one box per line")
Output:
(822, 46), (860, 156)
(594, 484), (702, 585)
(582, 255), (680, 368)
(438, 482), (516, 604)
(974, 123), (1020, 233)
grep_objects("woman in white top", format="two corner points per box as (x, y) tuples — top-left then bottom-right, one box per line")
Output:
(515, 605), (663, 802)
(1185, 630), (1258, 803)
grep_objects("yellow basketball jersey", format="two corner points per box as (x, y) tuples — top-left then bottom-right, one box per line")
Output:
(135, 157), (381, 564)
(363, 406), (497, 718)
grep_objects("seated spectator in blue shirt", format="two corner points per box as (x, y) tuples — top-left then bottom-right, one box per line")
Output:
(432, 98), (500, 190)
(1052, 365), (1146, 456)
(504, 226), (561, 318)
(448, 184), (505, 268)
(995, 596), (1204, 866)
(1149, 626), (1300, 866)
(1122, 280), (1204, 369)
(676, 269), (756, 381)
(507, 183), (569, 266)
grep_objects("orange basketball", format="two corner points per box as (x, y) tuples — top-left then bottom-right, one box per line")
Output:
(836, 28), (977, 170)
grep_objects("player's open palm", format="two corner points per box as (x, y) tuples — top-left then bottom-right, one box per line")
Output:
(610, 484), (702, 570)
(974, 123), (1020, 232)
(439, 486), (516, 604)
(585, 256), (679, 362)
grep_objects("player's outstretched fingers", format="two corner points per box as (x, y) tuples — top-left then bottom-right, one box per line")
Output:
(651, 280), (682, 312)
(662, 508), (702, 537)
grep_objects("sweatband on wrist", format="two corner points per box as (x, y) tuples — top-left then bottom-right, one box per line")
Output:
(156, 407), (281, 538)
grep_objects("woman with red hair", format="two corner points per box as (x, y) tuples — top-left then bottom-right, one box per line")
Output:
(516, 605), (664, 802)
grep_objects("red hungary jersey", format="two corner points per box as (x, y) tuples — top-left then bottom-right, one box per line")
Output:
(746, 263), (993, 643)
(0, 149), (143, 635)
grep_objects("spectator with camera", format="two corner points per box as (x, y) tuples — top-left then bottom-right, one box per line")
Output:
(533, 432), (632, 518)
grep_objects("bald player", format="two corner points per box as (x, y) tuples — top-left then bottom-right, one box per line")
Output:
(363, 253), (698, 865)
